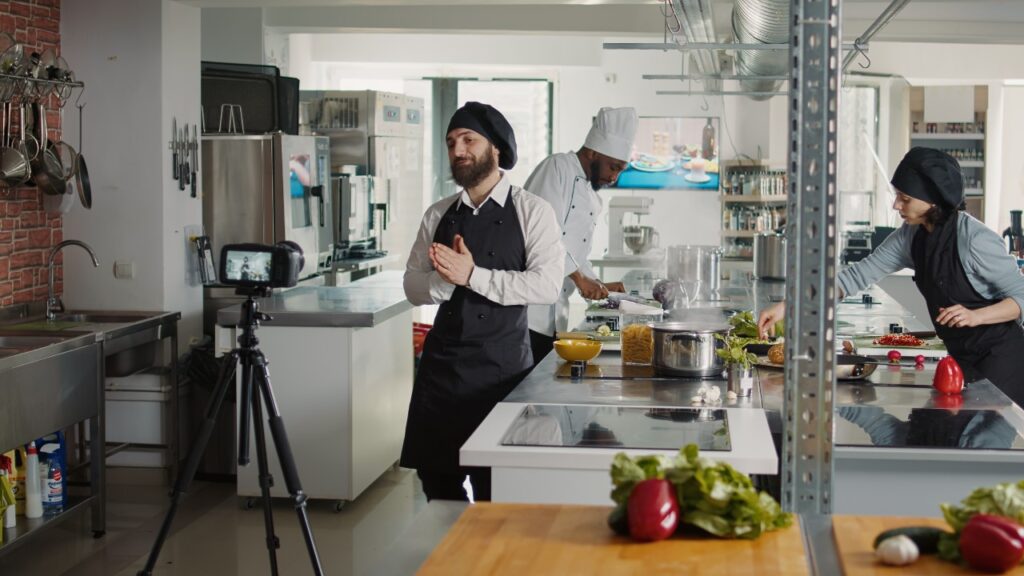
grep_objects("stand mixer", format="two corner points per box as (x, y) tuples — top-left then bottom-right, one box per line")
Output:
(608, 196), (656, 257)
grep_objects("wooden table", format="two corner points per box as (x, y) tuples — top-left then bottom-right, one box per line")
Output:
(833, 515), (1024, 575)
(418, 503), (808, 575)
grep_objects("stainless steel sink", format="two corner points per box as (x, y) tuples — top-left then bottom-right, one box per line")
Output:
(0, 334), (71, 358)
(54, 313), (152, 324)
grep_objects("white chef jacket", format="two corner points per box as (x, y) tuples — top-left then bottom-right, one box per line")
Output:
(524, 152), (603, 336)
(404, 172), (565, 307)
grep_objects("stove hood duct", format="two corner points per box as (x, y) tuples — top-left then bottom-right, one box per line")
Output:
(669, 0), (723, 93)
(732, 0), (789, 100)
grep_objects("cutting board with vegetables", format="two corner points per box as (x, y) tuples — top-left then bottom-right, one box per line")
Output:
(852, 335), (947, 359)
(418, 503), (808, 576)
(833, 515), (1024, 575)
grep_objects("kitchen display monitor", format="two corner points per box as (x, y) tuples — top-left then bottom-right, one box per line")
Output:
(501, 404), (731, 451)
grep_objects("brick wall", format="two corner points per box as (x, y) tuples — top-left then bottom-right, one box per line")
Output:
(0, 0), (62, 308)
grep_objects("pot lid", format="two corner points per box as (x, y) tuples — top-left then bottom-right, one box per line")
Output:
(649, 320), (729, 333)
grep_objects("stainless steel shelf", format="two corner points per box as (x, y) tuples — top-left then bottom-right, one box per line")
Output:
(0, 496), (95, 555)
(910, 133), (985, 140)
(721, 194), (789, 203)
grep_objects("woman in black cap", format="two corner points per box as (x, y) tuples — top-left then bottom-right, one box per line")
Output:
(759, 147), (1024, 406)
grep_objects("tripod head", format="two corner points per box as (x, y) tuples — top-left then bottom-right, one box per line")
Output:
(235, 287), (274, 350)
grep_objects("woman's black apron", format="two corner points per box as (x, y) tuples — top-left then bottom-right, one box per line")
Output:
(911, 214), (1024, 407)
(400, 189), (533, 472)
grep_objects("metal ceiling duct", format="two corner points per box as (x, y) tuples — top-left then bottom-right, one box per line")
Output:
(669, 0), (723, 92)
(732, 0), (789, 100)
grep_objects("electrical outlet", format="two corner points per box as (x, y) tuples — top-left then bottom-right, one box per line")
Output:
(114, 260), (134, 279)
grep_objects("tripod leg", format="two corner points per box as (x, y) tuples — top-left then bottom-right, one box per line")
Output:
(252, 355), (326, 576)
(137, 351), (238, 576)
(250, 385), (281, 575)
(238, 352), (254, 466)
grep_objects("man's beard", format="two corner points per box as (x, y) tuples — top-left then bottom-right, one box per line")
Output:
(588, 159), (605, 190)
(451, 146), (497, 189)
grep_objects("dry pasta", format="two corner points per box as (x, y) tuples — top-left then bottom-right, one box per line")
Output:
(621, 324), (654, 365)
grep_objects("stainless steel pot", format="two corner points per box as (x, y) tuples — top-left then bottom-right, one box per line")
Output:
(650, 321), (729, 378)
(754, 232), (786, 280)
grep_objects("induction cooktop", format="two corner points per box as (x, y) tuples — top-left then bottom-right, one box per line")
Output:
(500, 404), (731, 452)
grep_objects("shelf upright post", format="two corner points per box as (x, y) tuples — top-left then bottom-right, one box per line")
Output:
(782, 0), (842, 570)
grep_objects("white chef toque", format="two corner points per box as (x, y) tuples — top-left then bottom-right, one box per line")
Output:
(583, 107), (639, 162)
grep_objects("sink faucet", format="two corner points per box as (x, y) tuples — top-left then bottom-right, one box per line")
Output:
(47, 240), (100, 320)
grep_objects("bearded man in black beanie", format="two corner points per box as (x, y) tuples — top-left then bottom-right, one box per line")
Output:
(759, 147), (1024, 408)
(400, 102), (565, 501)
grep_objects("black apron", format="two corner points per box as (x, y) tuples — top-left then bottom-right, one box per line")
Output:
(400, 189), (532, 472)
(911, 215), (1024, 407)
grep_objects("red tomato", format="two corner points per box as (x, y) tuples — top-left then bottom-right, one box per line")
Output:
(887, 350), (902, 363)
(932, 356), (965, 395)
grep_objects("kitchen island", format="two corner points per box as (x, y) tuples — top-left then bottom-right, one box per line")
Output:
(215, 271), (414, 506)
(460, 281), (1024, 515)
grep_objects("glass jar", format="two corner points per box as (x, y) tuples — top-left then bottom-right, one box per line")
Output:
(620, 312), (663, 365)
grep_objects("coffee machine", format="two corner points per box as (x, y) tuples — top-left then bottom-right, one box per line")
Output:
(607, 196), (655, 257)
(1003, 209), (1023, 258)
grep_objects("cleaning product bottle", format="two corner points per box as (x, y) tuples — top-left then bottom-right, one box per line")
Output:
(24, 442), (43, 519)
(40, 444), (63, 516)
(1, 456), (16, 528)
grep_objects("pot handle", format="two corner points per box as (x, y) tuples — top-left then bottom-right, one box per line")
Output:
(670, 333), (701, 342)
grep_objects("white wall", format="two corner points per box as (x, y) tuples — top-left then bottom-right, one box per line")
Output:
(200, 7), (264, 64)
(62, 0), (203, 346)
(999, 87), (1024, 235)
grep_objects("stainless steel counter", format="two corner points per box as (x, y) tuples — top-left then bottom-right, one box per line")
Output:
(216, 270), (412, 328)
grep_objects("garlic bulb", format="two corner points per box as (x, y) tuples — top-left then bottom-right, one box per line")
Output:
(875, 535), (919, 566)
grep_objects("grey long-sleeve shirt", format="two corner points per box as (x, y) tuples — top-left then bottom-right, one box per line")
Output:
(837, 212), (1024, 326)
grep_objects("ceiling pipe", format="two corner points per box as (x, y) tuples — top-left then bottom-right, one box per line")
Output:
(841, 0), (914, 72)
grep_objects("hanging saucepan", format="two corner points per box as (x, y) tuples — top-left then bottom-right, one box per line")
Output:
(28, 102), (66, 196)
(76, 103), (91, 209)
(0, 102), (32, 187)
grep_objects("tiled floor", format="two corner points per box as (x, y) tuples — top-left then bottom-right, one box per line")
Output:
(0, 466), (428, 575)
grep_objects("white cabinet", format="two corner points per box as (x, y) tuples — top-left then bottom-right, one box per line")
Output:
(216, 309), (414, 503)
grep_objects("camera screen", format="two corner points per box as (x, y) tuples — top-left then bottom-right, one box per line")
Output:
(223, 250), (273, 283)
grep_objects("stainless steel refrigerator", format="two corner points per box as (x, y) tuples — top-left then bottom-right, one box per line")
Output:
(301, 90), (425, 267)
(201, 133), (332, 333)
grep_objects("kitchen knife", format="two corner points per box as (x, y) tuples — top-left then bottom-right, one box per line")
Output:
(172, 117), (179, 180)
(178, 126), (186, 191)
(190, 124), (198, 198)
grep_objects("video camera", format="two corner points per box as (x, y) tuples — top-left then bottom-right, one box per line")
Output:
(219, 242), (304, 289)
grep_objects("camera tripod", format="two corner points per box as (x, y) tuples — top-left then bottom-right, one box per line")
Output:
(138, 288), (325, 576)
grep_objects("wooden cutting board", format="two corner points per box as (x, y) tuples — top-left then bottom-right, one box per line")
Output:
(418, 503), (807, 576)
(833, 515), (1024, 575)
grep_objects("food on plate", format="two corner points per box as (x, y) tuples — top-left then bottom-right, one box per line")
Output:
(933, 356), (965, 395)
(958, 514), (1024, 573)
(875, 535), (919, 566)
(630, 155), (673, 172)
(596, 324), (613, 337)
(767, 343), (785, 365)
(937, 480), (1024, 563)
(873, 333), (925, 347)
(887, 350), (902, 363)
(608, 445), (792, 540)
(627, 479), (679, 542)
(621, 324), (654, 365)
(873, 526), (947, 554)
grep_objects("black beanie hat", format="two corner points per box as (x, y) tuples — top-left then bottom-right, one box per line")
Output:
(890, 147), (964, 209)
(446, 102), (517, 170)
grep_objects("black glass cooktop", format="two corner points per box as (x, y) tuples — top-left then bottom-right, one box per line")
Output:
(500, 404), (731, 451)
(835, 406), (1024, 451)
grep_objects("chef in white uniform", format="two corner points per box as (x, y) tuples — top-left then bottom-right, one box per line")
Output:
(525, 107), (639, 364)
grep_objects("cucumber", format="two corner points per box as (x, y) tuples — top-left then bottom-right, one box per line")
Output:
(608, 502), (630, 537)
(873, 526), (949, 554)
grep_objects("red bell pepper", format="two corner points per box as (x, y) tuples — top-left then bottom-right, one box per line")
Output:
(627, 479), (679, 542)
(933, 356), (964, 395)
(959, 514), (1024, 573)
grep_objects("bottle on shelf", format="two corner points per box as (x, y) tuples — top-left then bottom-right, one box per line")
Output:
(702, 118), (716, 160)
(25, 442), (42, 519)
(40, 444), (63, 516)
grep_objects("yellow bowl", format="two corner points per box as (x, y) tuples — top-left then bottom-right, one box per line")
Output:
(553, 339), (603, 362)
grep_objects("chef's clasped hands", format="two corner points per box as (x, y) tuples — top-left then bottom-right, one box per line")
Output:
(431, 234), (475, 286)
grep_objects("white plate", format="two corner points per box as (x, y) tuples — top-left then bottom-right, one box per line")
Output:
(630, 159), (673, 173)
(685, 173), (711, 183)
